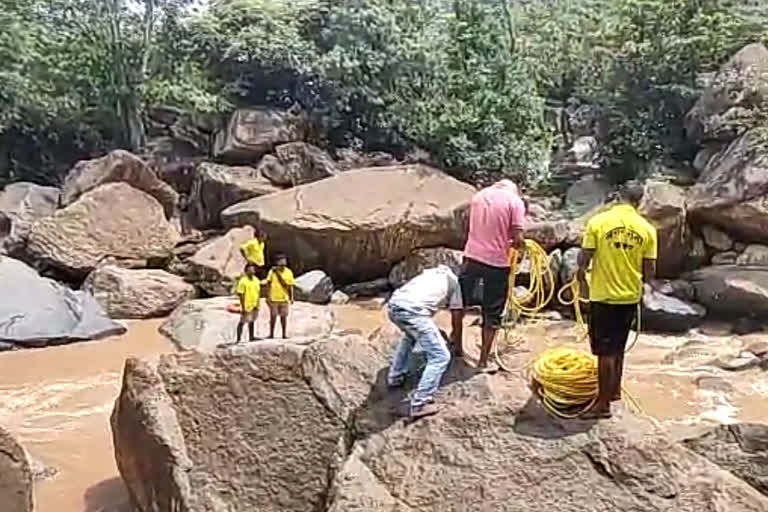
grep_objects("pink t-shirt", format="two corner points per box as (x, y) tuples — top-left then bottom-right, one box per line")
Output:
(463, 180), (525, 268)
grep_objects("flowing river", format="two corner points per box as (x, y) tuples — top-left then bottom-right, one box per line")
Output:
(0, 305), (765, 512)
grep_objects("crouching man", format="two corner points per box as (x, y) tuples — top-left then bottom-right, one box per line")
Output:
(387, 265), (463, 419)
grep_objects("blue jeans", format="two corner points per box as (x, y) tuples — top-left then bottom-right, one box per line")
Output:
(387, 303), (451, 407)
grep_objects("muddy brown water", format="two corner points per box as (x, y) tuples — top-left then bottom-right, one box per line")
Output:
(0, 305), (766, 512)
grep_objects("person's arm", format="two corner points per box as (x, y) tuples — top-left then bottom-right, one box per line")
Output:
(447, 279), (464, 355)
(577, 220), (597, 295)
(642, 226), (658, 284)
(288, 285), (294, 303)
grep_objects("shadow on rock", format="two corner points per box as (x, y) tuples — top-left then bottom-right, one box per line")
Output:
(83, 476), (132, 512)
(513, 395), (597, 439)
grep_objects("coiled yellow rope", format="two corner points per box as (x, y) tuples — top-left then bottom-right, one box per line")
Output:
(498, 239), (643, 418)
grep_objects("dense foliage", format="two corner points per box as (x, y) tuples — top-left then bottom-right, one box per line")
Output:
(1, 0), (766, 187)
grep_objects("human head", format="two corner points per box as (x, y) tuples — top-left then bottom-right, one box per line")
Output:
(493, 179), (519, 196)
(245, 263), (257, 276)
(617, 180), (645, 207)
(274, 253), (287, 268)
(249, 222), (266, 241)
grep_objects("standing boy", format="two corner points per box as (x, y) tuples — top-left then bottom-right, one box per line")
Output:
(236, 263), (261, 343)
(265, 253), (295, 339)
(577, 182), (657, 419)
(240, 223), (267, 277)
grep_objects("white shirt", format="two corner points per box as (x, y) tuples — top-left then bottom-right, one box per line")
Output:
(389, 265), (463, 315)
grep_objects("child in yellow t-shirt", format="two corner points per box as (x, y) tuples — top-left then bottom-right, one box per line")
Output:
(265, 254), (295, 339)
(236, 263), (261, 342)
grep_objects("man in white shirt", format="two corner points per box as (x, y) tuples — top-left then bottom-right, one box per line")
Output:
(387, 265), (464, 419)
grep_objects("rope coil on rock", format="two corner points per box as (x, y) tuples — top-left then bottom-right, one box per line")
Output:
(497, 239), (644, 418)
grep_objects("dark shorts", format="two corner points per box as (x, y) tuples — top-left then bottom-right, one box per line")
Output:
(588, 302), (637, 356)
(459, 257), (510, 329)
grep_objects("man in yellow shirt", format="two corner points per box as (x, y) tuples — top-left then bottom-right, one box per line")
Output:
(240, 224), (267, 275)
(577, 182), (657, 419)
(236, 263), (261, 343)
(265, 253), (295, 339)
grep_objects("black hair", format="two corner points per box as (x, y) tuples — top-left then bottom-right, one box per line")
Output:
(618, 181), (645, 206)
(274, 253), (287, 262)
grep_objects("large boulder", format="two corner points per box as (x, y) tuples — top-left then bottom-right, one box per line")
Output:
(112, 333), (384, 512)
(642, 285), (706, 333)
(25, 183), (179, 277)
(262, 142), (338, 186)
(688, 266), (768, 317)
(221, 165), (475, 282)
(0, 426), (33, 512)
(341, 278), (392, 298)
(685, 43), (768, 144)
(158, 296), (335, 351)
(214, 107), (307, 163)
(188, 162), (281, 228)
(329, 375), (768, 512)
(182, 226), (253, 296)
(565, 175), (611, 215)
(639, 181), (689, 277)
(294, 270), (334, 305)
(684, 423), (768, 497)
(388, 247), (463, 288)
(687, 128), (768, 243)
(0, 256), (125, 347)
(61, 150), (178, 218)
(84, 265), (197, 319)
(738, 245), (768, 266)
(0, 182), (59, 254)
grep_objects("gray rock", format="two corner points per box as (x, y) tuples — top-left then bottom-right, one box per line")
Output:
(330, 290), (350, 305)
(701, 225), (734, 251)
(214, 107), (307, 163)
(548, 249), (563, 288)
(684, 423), (768, 497)
(689, 235), (710, 269)
(711, 353), (761, 371)
(295, 270), (334, 304)
(112, 332), (385, 512)
(642, 285), (706, 333)
(341, 278), (391, 298)
(688, 266), (768, 317)
(639, 181), (690, 277)
(0, 256), (125, 348)
(738, 245), (768, 266)
(650, 279), (697, 303)
(0, 426), (33, 512)
(221, 165), (473, 282)
(84, 266), (197, 319)
(188, 162), (281, 228)
(559, 247), (581, 288)
(158, 296), (335, 351)
(0, 182), (59, 255)
(565, 175), (611, 215)
(24, 183), (179, 277)
(61, 149), (178, 218)
(388, 247), (463, 289)
(263, 142), (338, 186)
(712, 251), (739, 265)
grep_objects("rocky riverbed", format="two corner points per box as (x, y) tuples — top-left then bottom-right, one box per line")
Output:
(0, 304), (766, 512)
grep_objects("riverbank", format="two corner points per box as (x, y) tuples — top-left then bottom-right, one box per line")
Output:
(0, 304), (765, 512)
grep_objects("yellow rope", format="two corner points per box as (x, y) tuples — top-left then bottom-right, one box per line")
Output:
(497, 239), (644, 418)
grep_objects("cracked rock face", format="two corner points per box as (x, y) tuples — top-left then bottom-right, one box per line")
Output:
(113, 327), (768, 512)
(0, 425), (33, 512)
(220, 165), (474, 282)
(111, 333), (388, 512)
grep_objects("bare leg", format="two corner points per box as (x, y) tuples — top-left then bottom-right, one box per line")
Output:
(236, 321), (244, 343)
(453, 310), (465, 356)
(280, 313), (288, 338)
(477, 326), (498, 367)
(269, 313), (277, 338)
(612, 351), (625, 401)
(584, 355), (615, 418)
(248, 321), (255, 341)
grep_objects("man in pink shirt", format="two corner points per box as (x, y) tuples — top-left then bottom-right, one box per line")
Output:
(454, 179), (526, 371)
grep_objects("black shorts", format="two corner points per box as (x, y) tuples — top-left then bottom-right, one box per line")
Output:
(459, 258), (510, 328)
(588, 302), (637, 356)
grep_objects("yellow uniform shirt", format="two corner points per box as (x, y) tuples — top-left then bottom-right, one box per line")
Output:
(236, 275), (261, 313)
(240, 238), (265, 266)
(582, 204), (657, 304)
(266, 267), (295, 303)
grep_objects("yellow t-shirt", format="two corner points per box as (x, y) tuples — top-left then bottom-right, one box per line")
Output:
(240, 238), (265, 266)
(582, 204), (657, 304)
(266, 267), (295, 303)
(236, 275), (261, 312)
